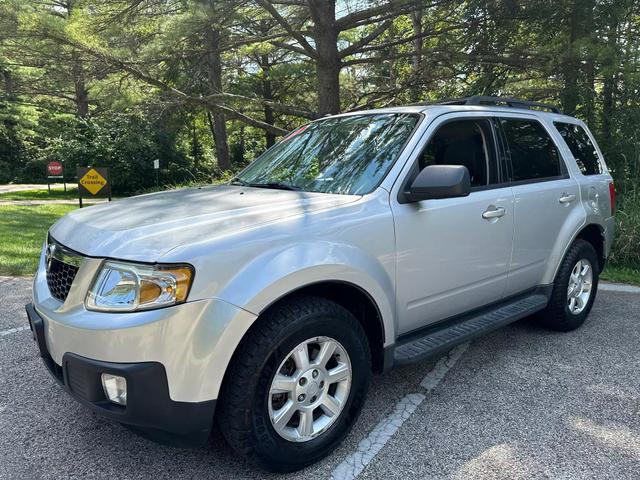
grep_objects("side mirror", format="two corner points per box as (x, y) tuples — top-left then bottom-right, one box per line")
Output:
(405, 165), (471, 202)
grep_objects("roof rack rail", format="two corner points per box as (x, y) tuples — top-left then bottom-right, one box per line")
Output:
(434, 96), (562, 114)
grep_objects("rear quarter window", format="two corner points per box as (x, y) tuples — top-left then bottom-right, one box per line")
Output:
(500, 118), (562, 182)
(554, 122), (603, 175)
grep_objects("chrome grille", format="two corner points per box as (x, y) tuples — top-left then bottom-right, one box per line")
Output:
(45, 237), (83, 302)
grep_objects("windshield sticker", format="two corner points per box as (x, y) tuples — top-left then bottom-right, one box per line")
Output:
(281, 124), (309, 142)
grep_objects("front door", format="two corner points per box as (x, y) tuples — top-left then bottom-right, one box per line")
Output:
(392, 114), (514, 335)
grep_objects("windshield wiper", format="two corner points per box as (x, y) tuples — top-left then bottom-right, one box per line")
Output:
(246, 182), (301, 191)
(229, 177), (250, 186)
(230, 177), (301, 191)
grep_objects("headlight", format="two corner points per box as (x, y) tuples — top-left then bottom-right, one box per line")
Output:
(86, 261), (194, 312)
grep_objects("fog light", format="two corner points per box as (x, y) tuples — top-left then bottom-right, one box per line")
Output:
(101, 373), (127, 406)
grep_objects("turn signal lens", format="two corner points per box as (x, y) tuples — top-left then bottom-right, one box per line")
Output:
(139, 280), (162, 304)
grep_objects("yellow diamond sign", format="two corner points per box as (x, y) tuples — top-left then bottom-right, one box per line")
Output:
(79, 168), (107, 195)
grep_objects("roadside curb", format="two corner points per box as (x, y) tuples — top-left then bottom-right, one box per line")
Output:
(599, 282), (640, 293)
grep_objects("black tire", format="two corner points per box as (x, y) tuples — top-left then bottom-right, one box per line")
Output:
(217, 295), (371, 472)
(537, 239), (599, 332)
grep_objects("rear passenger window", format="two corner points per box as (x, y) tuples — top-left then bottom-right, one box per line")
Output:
(500, 119), (562, 182)
(554, 122), (603, 175)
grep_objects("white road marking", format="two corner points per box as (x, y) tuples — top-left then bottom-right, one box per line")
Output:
(331, 343), (469, 480)
(0, 326), (30, 337)
(599, 283), (640, 294)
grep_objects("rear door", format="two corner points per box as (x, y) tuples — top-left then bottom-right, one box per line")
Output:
(498, 115), (581, 296)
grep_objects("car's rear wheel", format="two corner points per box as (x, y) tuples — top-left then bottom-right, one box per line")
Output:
(537, 239), (599, 331)
(217, 295), (371, 472)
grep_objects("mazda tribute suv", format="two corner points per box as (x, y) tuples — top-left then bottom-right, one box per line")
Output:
(26, 96), (615, 472)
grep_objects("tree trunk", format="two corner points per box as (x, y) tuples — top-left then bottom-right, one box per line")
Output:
(560, 0), (580, 115)
(71, 52), (89, 118)
(308, 0), (341, 115)
(601, 21), (618, 152)
(192, 117), (201, 169)
(66, 0), (89, 118)
(410, 8), (423, 102)
(260, 54), (276, 147)
(582, 0), (596, 126)
(204, 27), (231, 171)
(1, 68), (19, 167)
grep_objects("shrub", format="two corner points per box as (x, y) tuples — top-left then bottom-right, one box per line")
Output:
(610, 183), (640, 269)
(23, 113), (192, 194)
(0, 160), (13, 183)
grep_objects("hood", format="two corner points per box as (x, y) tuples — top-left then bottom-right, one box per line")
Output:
(50, 185), (360, 261)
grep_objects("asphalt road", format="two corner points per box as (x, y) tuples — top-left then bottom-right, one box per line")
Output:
(1, 276), (639, 479)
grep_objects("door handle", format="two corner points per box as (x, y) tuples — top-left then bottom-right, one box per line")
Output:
(559, 193), (576, 204)
(482, 206), (506, 220)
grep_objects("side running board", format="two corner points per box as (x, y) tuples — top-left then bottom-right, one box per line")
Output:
(393, 294), (548, 366)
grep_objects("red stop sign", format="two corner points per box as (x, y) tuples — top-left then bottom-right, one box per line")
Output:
(47, 161), (63, 176)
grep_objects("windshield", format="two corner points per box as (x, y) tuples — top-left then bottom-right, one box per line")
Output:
(233, 113), (420, 195)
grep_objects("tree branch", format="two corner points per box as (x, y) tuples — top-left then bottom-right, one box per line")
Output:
(45, 32), (288, 135)
(339, 20), (392, 58)
(269, 40), (314, 58)
(202, 92), (320, 119)
(335, 0), (415, 31)
(338, 0), (449, 30)
(354, 23), (465, 55)
(254, 0), (317, 58)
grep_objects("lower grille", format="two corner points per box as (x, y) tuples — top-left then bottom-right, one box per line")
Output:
(45, 237), (83, 302)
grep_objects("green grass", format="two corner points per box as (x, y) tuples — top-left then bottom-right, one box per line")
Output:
(0, 187), (79, 201)
(601, 265), (640, 286)
(0, 204), (77, 276)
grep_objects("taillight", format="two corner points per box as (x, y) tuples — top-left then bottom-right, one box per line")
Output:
(609, 181), (616, 216)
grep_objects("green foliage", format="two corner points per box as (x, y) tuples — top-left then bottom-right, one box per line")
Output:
(610, 181), (640, 270)
(21, 112), (209, 193)
(601, 265), (640, 286)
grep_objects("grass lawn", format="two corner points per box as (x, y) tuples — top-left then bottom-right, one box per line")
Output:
(0, 187), (78, 201)
(601, 265), (640, 286)
(0, 204), (77, 276)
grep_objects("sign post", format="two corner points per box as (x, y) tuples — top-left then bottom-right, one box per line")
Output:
(153, 159), (159, 188)
(46, 161), (65, 193)
(77, 167), (111, 208)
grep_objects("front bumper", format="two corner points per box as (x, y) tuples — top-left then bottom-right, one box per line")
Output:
(26, 303), (216, 446)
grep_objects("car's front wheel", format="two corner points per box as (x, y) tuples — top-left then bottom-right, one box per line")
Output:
(217, 295), (371, 472)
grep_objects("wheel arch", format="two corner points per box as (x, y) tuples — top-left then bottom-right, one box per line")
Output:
(575, 224), (606, 272)
(256, 280), (387, 373)
(551, 223), (606, 282)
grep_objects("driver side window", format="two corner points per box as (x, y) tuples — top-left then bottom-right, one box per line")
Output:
(417, 119), (496, 188)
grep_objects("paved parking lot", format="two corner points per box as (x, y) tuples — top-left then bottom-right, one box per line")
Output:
(1, 276), (639, 479)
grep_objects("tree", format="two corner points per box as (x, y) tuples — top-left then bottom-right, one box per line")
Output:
(255, 0), (438, 114)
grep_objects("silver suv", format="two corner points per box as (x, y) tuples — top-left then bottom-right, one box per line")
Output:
(26, 96), (615, 471)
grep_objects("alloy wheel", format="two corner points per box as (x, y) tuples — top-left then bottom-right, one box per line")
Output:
(267, 336), (352, 442)
(567, 258), (593, 315)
